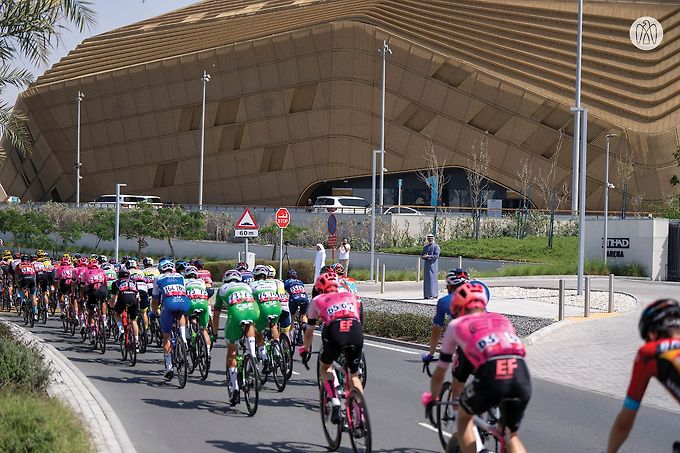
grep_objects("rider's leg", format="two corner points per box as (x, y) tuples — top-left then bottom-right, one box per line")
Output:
(211, 308), (221, 339)
(456, 408), (477, 453)
(507, 432), (527, 453)
(178, 314), (187, 343)
(227, 343), (238, 390)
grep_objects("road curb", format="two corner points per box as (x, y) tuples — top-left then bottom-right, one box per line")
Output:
(0, 318), (136, 453)
(522, 319), (572, 346)
(363, 333), (429, 351)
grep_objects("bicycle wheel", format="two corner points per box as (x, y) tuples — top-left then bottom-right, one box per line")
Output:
(196, 331), (210, 381)
(445, 436), (461, 453)
(70, 308), (76, 336)
(40, 301), (47, 324)
(176, 339), (188, 389)
(437, 381), (454, 449)
(22, 303), (29, 326)
(242, 354), (259, 416)
(271, 340), (287, 392)
(319, 385), (342, 451)
(98, 317), (107, 354)
(29, 306), (35, 328)
(279, 333), (293, 380)
(358, 352), (367, 389)
(316, 351), (322, 388)
(139, 325), (148, 354)
(128, 329), (137, 367)
(258, 345), (269, 387)
(348, 389), (372, 453)
(119, 331), (128, 360)
(49, 298), (57, 317)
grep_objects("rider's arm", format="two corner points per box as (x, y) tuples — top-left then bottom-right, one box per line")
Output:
(427, 296), (449, 356)
(430, 320), (460, 397)
(302, 299), (320, 352)
(606, 408), (637, 453)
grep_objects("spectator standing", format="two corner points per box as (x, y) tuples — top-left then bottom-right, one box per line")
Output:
(421, 233), (440, 299)
(313, 243), (326, 282)
(337, 238), (350, 276)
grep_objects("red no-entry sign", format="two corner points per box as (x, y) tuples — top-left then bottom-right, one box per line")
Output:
(275, 208), (290, 229)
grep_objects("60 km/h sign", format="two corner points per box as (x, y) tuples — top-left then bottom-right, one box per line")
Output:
(275, 208), (290, 229)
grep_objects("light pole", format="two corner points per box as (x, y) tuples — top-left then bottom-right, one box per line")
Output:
(114, 183), (127, 263)
(198, 70), (211, 210)
(370, 149), (380, 281)
(76, 91), (84, 206)
(571, 0), (584, 214)
(378, 40), (391, 213)
(603, 133), (617, 265)
(571, 106), (588, 294)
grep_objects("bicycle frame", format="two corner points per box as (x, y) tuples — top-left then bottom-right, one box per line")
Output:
(432, 399), (506, 453)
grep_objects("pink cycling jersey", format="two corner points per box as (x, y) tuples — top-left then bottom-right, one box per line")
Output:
(56, 265), (75, 282)
(74, 266), (87, 284)
(84, 268), (106, 287)
(437, 312), (525, 370)
(308, 292), (361, 325)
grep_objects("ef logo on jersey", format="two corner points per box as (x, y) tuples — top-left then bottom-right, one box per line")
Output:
(495, 358), (519, 380)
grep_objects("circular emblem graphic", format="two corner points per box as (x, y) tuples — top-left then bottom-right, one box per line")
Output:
(630, 17), (663, 51)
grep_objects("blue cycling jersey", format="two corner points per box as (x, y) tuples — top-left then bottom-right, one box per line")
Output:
(433, 294), (453, 327)
(153, 272), (188, 301)
(284, 278), (309, 302)
(240, 271), (254, 284)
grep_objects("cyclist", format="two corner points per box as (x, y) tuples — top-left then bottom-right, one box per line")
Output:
(250, 264), (282, 368)
(284, 269), (309, 348)
(102, 263), (118, 292)
(237, 262), (254, 284)
(142, 257), (160, 325)
(183, 265), (212, 354)
(422, 269), (470, 363)
(0, 251), (10, 304)
(269, 265), (292, 336)
(421, 282), (530, 453)
(606, 299), (680, 453)
(32, 255), (50, 316)
(301, 271), (364, 422)
(216, 270), (260, 406)
(192, 260), (214, 299)
(17, 255), (38, 320)
(84, 259), (109, 334)
(55, 256), (75, 319)
(73, 257), (89, 331)
(153, 259), (190, 381)
(40, 255), (56, 309)
(9, 252), (21, 303)
(111, 268), (140, 352)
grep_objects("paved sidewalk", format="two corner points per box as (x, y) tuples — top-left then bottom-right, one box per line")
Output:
(358, 277), (680, 414)
(0, 317), (136, 453)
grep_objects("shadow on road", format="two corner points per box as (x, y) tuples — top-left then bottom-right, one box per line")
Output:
(141, 398), (246, 417)
(206, 440), (440, 453)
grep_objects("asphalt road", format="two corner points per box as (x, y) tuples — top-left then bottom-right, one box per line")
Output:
(3, 312), (677, 453)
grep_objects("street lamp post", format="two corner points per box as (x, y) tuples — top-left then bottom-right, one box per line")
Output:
(198, 70), (211, 210)
(370, 149), (380, 282)
(114, 183), (127, 263)
(571, 0), (584, 214)
(378, 40), (391, 213)
(76, 91), (84, 206)
(571, 106), (588, 295)
(603, 133), (617, 265)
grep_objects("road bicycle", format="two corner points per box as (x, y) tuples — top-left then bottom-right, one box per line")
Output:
(83, 298), (107, 355)
(61, 293), (77, 336)
(187, 308), (210, 380)
(257, 316), (288, 392)
(318, 344), (371, 453)
(136, 308), (149, 354)
(225, 320), (260, 417)
(118, 304), (137, 367)
(149, 311), (162, 348)
(279, 329), (293, 380)
(317, 346), (367, 390)
(169, 312), (188, 389)
(35, 288), (47, 325)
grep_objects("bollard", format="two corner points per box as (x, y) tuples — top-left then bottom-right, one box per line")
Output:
(381, 264), (386, 294)
(376, 258), (380, 283)
(584, 276), (590, 317)
(458, 255), (463, 269)
(416, 258), (421, 282)
(558, 279), (565, 321)
(238, 251), (241, 262)
(608, 274), (614, 313)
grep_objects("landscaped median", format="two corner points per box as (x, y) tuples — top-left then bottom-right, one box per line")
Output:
(0, 323), (90, 453)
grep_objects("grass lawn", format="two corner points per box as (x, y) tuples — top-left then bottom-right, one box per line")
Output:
(382, 236), (578, 264)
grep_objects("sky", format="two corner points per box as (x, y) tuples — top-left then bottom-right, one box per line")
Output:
(2, 0), (198, 106)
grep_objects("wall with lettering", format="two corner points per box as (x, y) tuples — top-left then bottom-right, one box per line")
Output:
(585, 218), (670, 280)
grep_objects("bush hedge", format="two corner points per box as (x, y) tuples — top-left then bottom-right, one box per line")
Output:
(0, 392), (90, 453)
(0, 324), (50, 393)
(363, 311), (433, 343)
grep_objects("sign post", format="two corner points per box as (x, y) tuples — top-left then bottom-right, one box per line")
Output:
(397, 178), (403, 213)
(235, 208), (259, 266)
(275, 208), (290, 278)
(327, 213), (337, 260)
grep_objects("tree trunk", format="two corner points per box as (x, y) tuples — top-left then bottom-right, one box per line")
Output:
(432, 204), (438, 236)
(271, 242), (277, 261)
(137, 237), (143, 258)
(167, 237), (175, 259)
(95, 237), (102, 250)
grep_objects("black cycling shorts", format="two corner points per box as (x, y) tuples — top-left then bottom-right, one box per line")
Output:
(460, 356), (531, 433)
(320, 318), (363, 374)
(138, 290), (150, 310)
(36, 274), (48, 292)
(113, 295), (139, 319)
(289, 297), (309, 318)
(452, 347), (474, 383)
(20, 276), (36, 294)
(58, 280), (72, 295)
(86, 284), (109, 309)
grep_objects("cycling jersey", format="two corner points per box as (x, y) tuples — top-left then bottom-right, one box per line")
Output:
(240, 270), (254, 284)
(84, 268), (108, 308)
(284, 278), (309, 303)
(197, 269), (213, 287)
(84, 268), (107, 287)
(437, 312), (525, 371)
(103, 268), (117, 291)
(18, 262), (36, 277)
(338, 276), (358, 296)
(74, 265), (88, 285)
(185, 277), (210, 328)
(433, 294), (453, 328)
(129, 268), (146, 293)
(623, 337), (680, 411)
(111, 278), (139, 318)
(250, 279), (282, 332)
(308, 291), (361, 326)
(154, 272), (190, 334)
(216, 282), (260, 344)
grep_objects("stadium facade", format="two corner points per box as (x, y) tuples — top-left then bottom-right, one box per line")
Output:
(1, 0), (679, 210)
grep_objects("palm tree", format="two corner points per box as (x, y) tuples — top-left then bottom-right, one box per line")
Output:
(0, 0), (95, 159)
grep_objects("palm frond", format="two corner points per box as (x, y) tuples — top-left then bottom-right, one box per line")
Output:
(0, 103), (32, 157)
(0, 65), (33, 89)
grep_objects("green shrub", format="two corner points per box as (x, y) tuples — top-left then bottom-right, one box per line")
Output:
(363, 311), (432, 343)
(0, 391), (90, 453)
(0, 325), (51, 393)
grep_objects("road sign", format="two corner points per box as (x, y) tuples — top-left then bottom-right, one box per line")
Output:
(327, 234), (337, 248)
(275, 207), (290, 229)
(327, 213), (337, 235)
(235, 208), (258, 230)
(235, 229), (259, 238)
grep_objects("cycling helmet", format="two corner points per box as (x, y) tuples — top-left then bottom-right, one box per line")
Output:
(286, 269), (298, 279)
(319, 265), (335, 274)
(450, 282), (488, 317)
(159, 259), (175, 273)
(87, 259), (99, 269)
(20, 254), (29, 262)
(223, 269), (243, 283)
(315, 272), (339, 294)
(122, 255), (129, 262)
(118, 268), (130, 279)
(446, 269), (470, 290)
(102, 263), (114, 271)
(175, 260), (188, 272)
(183, 266), (199, 279)
(142, 257), (154, 267)
(253, 265), (269, 280)
(36, 249), (45, 258)
(78, 257), (88, 266)
(13, 252), (20, 259)
(193, 259), (204, 270)
(127, 259), (138, 269)
(60, 257), (70, 266)
(74, 253), (81, 259)
(639, 299), (680, 340)
(266, 265), (276, 278)
(333, 263), (345, 275)
(236, 262), (248, 271)
(108, 258), (117, 265)
(30, 254), (37, 262)
(97, 254), (107, 264)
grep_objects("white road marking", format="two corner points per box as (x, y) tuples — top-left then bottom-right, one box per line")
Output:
(292, 371), (300, 375)
(418, 422), (451, 438)
(313, 332), (420, 355)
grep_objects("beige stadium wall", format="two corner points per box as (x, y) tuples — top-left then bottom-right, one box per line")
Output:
(2, 0), (680, 210)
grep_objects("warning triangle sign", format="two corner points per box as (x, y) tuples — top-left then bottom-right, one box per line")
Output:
(235, 208), (258, 229)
